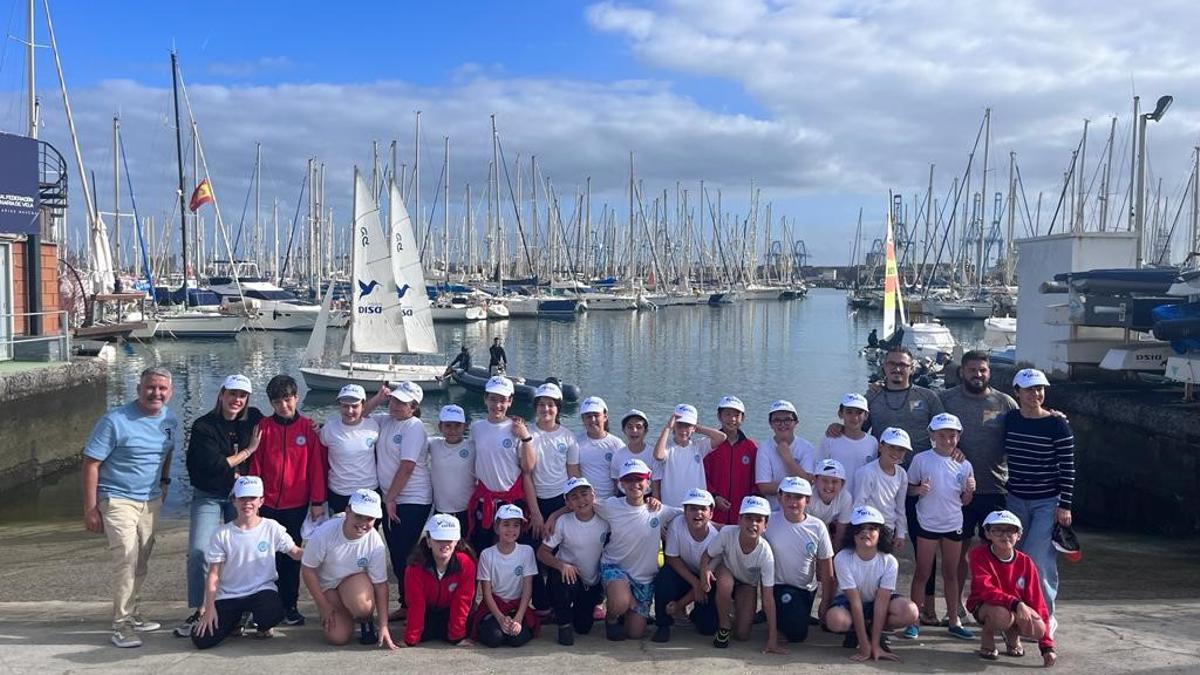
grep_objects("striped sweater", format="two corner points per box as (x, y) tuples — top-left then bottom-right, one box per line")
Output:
(1002, 411), (1075, 508)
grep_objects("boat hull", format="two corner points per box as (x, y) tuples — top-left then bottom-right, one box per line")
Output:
(300, 364), (449, 392)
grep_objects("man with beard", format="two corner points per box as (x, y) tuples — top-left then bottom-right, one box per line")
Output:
(938, 350), (1016, 612)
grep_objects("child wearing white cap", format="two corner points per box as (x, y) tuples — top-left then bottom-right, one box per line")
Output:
(808, 459), (855, 549)
(375, 381), (432, 620)
(427, 405), (475, 531)
(852, 428), (910, 549)
(756, 400), (817, 511)
(653, 404), (728, 508)
(191, 476), (302, 649)
(699, 496), (785, 654)
(466, 376), (537, 556)
(537, 477), (609, 645)
(905, 412), (976, 641)
(652, 487), (721, 643)
(814, 393), (878, 498)
(707, 395), (759, 526)
(763, 476), (835, 644)
(473, 504), (539, 647)
(610, 409), (660, 496)
(300, 489), (396, 649)
(825, 506), (918, 662)
(320, 385), (381, 514)
(402, 513), (477, 647)
(576, 397), (628, 500)
(525, 382), (581, 594)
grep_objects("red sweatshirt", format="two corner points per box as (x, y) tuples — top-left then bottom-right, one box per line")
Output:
(403, 551), (477, 646)
(967, 545), (1054, 651)
(705, 430), (758, 525)
(249, 414), (327, 511)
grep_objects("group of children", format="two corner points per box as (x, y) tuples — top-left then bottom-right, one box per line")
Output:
(187, 373), (1057, 666)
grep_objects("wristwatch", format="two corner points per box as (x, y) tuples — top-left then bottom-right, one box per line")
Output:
(160, 477), (172, 485)
(520, 436), (533, 443)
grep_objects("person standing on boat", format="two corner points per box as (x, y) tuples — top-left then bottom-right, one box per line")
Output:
(488, 338), (508, 376)
(705, 396), (759, 525)
(82, 366), (181, 648)
(441, 345), (472, 379)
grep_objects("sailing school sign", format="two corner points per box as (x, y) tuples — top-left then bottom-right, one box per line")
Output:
(0, 133), (40, 235)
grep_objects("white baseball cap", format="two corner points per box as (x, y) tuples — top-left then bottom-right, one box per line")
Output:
(389, 380), (424, 404)
(337, 384), (367, 402)
(563, 476), (593, 496)
(673, 403), (699, 426)
(439, 404), (466, 424)
(621, 409), (648, 426)
(1013, 368), (1051, 389)
(840, 393), (869, 411)
(717, 395), (746, 413)
(879, 427), (912, 451)
(929, 412), (963, 432)
(232, 475), (263, 498)
(223, 374), (253, 393)
(424, 513), (462, 541)
(348, 489), (383, 519)
(619, 458), (652, 479)
(680, 487), (716, 507)
(534, 382), (563, 401)
(768, 400), (798, 417)
(580, 396), (608, 415)
(815, 458), (847, 481)
(494, 503), (526, 522)
(485, 375), (515, 397)
(739, 495), (772, 517)
(779, 476), (813, 496)
(983, 510), (1023, 531)
(850, 505), (886, 525)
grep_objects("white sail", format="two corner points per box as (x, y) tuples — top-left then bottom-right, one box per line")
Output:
(387, 180), (437, 354)
(89, 214), (116, 294)
(304, 280), (335, 362)
(350, 170), (409, 354)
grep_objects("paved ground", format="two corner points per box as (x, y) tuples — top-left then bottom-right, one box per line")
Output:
(1, 518), (1198, 674)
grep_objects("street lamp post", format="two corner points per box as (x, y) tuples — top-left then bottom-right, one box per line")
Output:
(1135, 94), (1173, 268)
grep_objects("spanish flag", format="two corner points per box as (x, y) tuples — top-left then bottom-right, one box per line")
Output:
(189, 179), (214, 212)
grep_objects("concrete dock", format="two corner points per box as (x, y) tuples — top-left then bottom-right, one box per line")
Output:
(0, 518), (1197, 673)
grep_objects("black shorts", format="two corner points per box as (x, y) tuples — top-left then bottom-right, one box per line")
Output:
(962, 493), (1007, 540)
(911, 519), (964, 542)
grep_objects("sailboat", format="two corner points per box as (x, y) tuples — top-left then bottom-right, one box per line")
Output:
(880, 206), (956, 361)
(300, 171), (446, 393)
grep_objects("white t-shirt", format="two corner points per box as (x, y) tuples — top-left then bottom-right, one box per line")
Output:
(657, 436), (715, 507)
(706, 525), (776, 587)
(530, 425), (580, 499)
(834, 549), (899, 599)
(428, 437), (476, 513)
(320, 416), (380, 495)
(477, 544), (538, 602)
(908, 450), (975, 533)
(543, 512), (609, 587)
(664, 516), (719, 574)
(300, 514), (388, 591)
(808, 488), (855, 526)
(763, 512), (833, 591)
(205, 518), (296, 601)
(595, 497), (681, 584)
(814, 433), (878, 496)
(375, 416), (431, 505)
(470, 419), (522, 492)
(610, 445), (662, 495)
(852, 461), (909, 539)
(578, 432), (626, 500)
(755, 436), (817, 511)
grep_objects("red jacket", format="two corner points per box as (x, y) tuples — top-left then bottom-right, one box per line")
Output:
(967, 545), (1054, 651)
(249, 414), (327, 511)
(404, 551), (476, 646)
(705, 431), (758, 525)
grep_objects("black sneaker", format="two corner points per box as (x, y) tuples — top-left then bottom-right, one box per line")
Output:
(712, 628), (731, 649)
(753, 609), (766, 625)
(558, 624), (575, 646)
(842, 630), (859, 649)
(359, 620), (378, 645)
(283, 607), (306, 626)
(605, 621), (626, 642)
(651, 625), (671, 643)
(173, 611), (200, 638)
(880, 634), (893, 653)
(1052, 523), (1082, 562)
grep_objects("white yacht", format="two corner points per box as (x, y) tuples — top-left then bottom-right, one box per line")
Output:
(207, 261), (322, 331)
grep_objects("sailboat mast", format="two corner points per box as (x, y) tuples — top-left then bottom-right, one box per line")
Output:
(255, 142), (261, 267)
(414, 111), (422, 261)
(977, 108), (990, 288)
(170, 52), (189, 282)
(443, 136), (450, 284)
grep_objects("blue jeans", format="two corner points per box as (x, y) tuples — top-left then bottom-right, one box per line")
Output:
(187, 488), (235, 608)
(1007, 495), (1059, 615)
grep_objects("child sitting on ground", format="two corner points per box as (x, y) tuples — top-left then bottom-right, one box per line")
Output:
(473, 504), (539, 648)
(402, 513), (476, 647)
(537, 477), (609, 645)
(652, 487), (721, 643)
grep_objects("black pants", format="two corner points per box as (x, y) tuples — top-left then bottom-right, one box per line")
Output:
(653, 564), (718, 635)
(416, 607), (463, 644)
(382, 503), (432, 605)
(477, 614), (533, 648)
(532, 495), (565, 610)
(906, 495), (936, 597)
(259, 504), (307, 610)
(546, 567), (602, 633)
(774, 584), (817, 642)
(327, 490), (351, 515)
(191, 589), (284, 650)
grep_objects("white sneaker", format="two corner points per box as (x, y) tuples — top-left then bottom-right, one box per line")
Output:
(111, 625), (143, 648)
(131, 615), (161, 632)
(173, 611), (200, 637)
(1049, 614), (1058, 640)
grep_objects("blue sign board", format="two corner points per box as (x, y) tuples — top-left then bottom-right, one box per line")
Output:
(0, 133), (40, 235)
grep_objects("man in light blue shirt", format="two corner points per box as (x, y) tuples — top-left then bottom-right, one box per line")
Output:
(82, 366), (180, 648)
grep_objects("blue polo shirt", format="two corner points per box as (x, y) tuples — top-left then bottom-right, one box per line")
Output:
(83, 402), (181, 501)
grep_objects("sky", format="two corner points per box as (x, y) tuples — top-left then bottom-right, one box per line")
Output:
(1, 0), (1199, 267)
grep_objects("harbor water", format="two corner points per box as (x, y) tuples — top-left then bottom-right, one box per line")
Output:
(1, 289), (984, 523)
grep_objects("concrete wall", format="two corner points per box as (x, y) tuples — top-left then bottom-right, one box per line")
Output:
(0, 358), (107, 491)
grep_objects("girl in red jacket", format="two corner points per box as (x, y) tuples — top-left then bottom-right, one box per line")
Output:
(967, 510), (1056, 666)
(402, 513), (477, 647)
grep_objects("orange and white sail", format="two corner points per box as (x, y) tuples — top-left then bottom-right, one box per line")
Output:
(882, 206), (906, 339)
